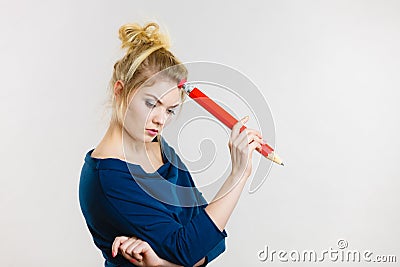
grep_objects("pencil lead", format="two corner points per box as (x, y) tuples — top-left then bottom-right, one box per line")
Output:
(281, 162), (284, 166)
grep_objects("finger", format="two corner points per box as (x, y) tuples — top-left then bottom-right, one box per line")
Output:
(237, 132), (263, 152)
(131, 241), (151, 261)
(119, 237), (138, 254)
(238, 128), (263, 141)
(125, 239), (143, 258)
(129, 258), (142, 266)
(121, 251), (142, 266)
(112, 236), (129, 257)
(231, 116), (249, 141)
(248, 138), (263, 156)
(249, 135), (263, 146)
(234, 129), (262, 151)
(233, 118), (263, 139)
(238, 140), (262, 167)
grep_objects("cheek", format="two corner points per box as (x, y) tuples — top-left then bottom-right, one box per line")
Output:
(125, 102), (152, 126)
(123, 111), (147, 139)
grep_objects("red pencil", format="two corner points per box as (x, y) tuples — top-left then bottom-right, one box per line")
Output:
(178, 79), (284, 166)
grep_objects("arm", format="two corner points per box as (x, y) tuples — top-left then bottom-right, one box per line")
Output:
(112, 236), (206, 267)
(204, 172), (248, 232)
(205, 116), (263, 231)
(101, 169), (226, 267)
(102, 117), (258, 266)
(113, 172), (219, 267)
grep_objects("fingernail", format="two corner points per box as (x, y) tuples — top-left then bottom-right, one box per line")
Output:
(112, 251), (115, 257)
(243, 116), (249, 121)
(130, 259), (137, 263)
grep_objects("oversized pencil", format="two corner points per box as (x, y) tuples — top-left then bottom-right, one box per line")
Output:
(178, 79), (284, 166)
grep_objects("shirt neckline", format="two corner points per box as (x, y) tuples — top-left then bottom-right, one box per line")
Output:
(87, 136), (171, 176)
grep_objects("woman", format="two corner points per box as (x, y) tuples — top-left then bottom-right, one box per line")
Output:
(79, 22), (264, 267)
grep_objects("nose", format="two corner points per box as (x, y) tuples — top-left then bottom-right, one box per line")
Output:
(151, 107), (169, 127)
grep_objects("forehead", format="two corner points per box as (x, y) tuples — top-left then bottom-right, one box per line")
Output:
(139, 79), (181, 101)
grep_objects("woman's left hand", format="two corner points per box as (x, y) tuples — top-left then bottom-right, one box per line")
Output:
(112, 236), (162, 267)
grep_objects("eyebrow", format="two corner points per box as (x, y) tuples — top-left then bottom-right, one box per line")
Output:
(144, 93), (181, 108)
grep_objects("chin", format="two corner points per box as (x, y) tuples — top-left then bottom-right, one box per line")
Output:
(145, 134), (158, 142)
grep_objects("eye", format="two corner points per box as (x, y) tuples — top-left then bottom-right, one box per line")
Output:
(146, 100), (176, 115)
(145, 101), (156, 108)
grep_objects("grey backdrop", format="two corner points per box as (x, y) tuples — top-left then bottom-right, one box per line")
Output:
(1, 0), (399, 266)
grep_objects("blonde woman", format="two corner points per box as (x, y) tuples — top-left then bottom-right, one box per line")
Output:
(79, 22), (264, 267)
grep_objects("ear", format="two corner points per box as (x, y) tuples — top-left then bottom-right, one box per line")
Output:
(113, 80), (124, 97)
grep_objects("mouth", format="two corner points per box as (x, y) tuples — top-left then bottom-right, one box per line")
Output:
(146, 129), (159, 135)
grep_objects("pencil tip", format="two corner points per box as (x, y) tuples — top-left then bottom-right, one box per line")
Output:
(281, 162), (284, 166)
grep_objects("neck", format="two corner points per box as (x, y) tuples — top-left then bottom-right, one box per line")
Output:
(100, 121), (154, 160)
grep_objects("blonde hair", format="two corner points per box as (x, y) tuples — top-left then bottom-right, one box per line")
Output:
(107, 22), (188, 133)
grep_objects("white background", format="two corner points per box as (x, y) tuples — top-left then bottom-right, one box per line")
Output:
(1, 0), (399, 266)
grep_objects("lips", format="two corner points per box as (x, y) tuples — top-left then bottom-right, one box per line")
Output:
(146, 129), (158, 132)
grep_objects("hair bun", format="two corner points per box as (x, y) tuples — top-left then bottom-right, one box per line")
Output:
(118, 22), (170, 52)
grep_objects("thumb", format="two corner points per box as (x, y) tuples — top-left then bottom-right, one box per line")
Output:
(242, 115), (249, 122)
(239, 116), (249, 133)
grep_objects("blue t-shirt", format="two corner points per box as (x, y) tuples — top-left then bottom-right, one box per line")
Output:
(79, 136), (227, 267)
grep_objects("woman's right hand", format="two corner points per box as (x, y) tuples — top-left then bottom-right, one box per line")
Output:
(228, 116), (263, 179)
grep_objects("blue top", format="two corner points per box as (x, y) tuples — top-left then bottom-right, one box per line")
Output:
(79, 136), (227, 267)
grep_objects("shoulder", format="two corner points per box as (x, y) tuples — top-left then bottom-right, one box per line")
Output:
(91, 145), (124, 161)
